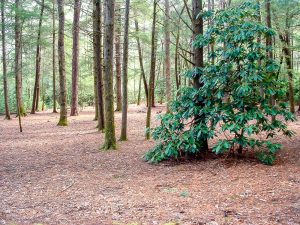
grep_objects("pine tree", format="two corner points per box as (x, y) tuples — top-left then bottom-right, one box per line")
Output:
(115, 3), (122, 112)
(52, 0), (58, 113)
(15, 0), (26, 116)
(1, 0), (11, 120)
(146, 0), (158, 140)
(57, 0), (68, 126)
(70, 0), (82, 116)
(31, 0), (45, 114)
(103, 0), (116, 149)
(120, 0), (130, 141)
(164, 0), (171, 112)
(93, 0), (105, 131)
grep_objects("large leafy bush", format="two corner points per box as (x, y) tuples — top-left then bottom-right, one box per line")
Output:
(145, 2), (295, 165)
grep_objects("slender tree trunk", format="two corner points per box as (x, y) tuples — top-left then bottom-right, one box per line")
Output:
(1, 0), (11, 120)
(192, 0), (208, 152)
(15, 0), (25, 116)
(120, 0), (130, 141)
(257, 0), (264, 97)
(52, 0), (58, 113)
(94, 64), (99, 119)
(146, 0), (157, 140)
(265, 0), (275, 121)
(103, 0), (116, 149)
(31, 0), (45, 114)
(93, 0), (105, 131)
(175, 28), (180, 91)
(134, 19), (148, 103)
(164, 0), (171, 112)
(70, 0), (82, 116)
(41, 54), (45, 111)
(57, 0), (68, 126)
(115, 3), (122, 111)
(15, 0), (23, 131)
(93, 5), (99, 122)
(279, 31), (295, 113)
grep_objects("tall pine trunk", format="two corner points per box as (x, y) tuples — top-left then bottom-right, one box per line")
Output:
(57, 0), (68, 126)
(1, 0), (11, 119)
(103, 0), (116, 149)
(265, 0), (276, 121)
(93, 0), (105, 131)
(192, 0), (208, 152)
(70, 0), (82, 116)
(279, 30), (295, 113)
(31, 0), (45, 114)
(15, 0), (25, 116)
(120, 0), (130, 141)
(93, 5), (99, 122)
(146, 0), (157, 140)
(115, 3), (122, 111)
(164, 0), (171, 112)
(52, 0), (58, 113)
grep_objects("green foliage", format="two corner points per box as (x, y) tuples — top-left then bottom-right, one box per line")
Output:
(145, 2), (295, 165)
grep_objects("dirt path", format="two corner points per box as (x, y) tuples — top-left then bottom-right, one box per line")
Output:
(0, 105), (299, 225)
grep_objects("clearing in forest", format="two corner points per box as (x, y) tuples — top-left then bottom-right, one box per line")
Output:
(0, 105), (299, 225)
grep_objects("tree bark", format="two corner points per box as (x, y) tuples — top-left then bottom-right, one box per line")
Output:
(134, 19), (148, 103)
(175, 27), (180, 91)
(1, 0), (11, 120)
(93, 0), (105, 131)
(15, 0), (25, 116)
(70, 0), (82, 116)
(93, 5), (98, 122)
(57, 0), (68, 126)
(265, 0), (276, 121)
(103, 0), (116, 149)
(164, 0), (171, 112)
(146, 0), (157, 140)
(120, 0), (130, 141)
(279, 31), (295, 113)
(31, 0), (45, 114)
(115, 3), (122, 111)
(52, 0), (58, 113)
(192, 0), (208, 152)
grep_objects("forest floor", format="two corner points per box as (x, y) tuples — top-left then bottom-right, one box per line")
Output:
(0, 105), (299, 225)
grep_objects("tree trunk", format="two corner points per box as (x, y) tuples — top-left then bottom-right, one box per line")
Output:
(175, 28), (180, 91)
(115, 3), (122, 111)
(265, 0), (276, 121)
(93, 5), (99, 122)
(94, 65), (99, 120)
(57, 0), (68, 126)
(192, 0), (208, 152)
(15, 0), (25, 116)
(164, 0), (171, 112)
(103, 0), (116, 149)
(41, 54), (45, 111)
(93, 0), (105, 131)
(134, 19), (148, 103)
(1, 0), (11, 120)
(146, 0), (157, 140)
(31, 0), (45, 114)
(52, 0), (58, 113)
(279, 31), (295, 113)
(70, 0), (82, 116)
(120, 0), (130, 141)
